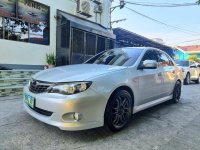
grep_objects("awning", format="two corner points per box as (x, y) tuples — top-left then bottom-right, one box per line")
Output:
(113, 28), (173, 51)
(58, 11), (116, 39)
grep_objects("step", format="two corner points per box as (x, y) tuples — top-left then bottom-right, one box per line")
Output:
(0, 70), (40, 78)
(0, 86), (24, 97)
(0, 78), (29, 87)
(0, 70), (41, 97)
(0, 96), (22, 102)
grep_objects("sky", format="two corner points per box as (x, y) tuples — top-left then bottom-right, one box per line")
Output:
(112, 0), (200, 47)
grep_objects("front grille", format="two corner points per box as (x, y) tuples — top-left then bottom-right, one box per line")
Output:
(29, 106), (53, 116)
(29, 80), (52, 94)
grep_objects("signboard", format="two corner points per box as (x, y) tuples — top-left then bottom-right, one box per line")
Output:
(0, 0), (50, 45)
(18, 0), (49, 25)
(0, 0), (16, 17)
(29, 23), (49, 45)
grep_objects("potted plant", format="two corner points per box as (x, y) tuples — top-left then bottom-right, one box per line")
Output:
(46, 52), (56, 69)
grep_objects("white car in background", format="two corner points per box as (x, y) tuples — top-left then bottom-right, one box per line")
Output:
(175, 60), (200, 85)
(23, 47), (183, 132)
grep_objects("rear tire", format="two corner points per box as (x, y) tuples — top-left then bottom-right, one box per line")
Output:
(194, 75), (200, 84)
(171, 81), (181, 103)
(104, 90), (133, 132)
(184, 73), (190, 85)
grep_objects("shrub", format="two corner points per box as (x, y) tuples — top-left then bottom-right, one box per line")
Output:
(46, 53), (56, 65)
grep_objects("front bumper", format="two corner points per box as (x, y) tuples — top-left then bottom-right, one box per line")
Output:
(23, 85), (108, 131)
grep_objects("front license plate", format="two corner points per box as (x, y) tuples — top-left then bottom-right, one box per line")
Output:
(24, 93), (35, 109)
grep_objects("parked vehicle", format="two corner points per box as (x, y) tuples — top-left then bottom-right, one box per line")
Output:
(175, 60), (200, 85)
(23, 47), (183, 132)
(197, 63), (200, 71)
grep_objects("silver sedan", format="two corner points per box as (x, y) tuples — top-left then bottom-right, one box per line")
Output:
(23, 47), (183, 131)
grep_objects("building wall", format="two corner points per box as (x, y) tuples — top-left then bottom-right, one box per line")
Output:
(0, 0), (111, 67)
(175, 50), (200, 60)
(175, 51), (188, 60)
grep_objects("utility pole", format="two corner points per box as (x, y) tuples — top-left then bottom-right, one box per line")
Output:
(110, 0), (126, 29)
(119, 0), (125, 9)
(111, 18), (126, 25)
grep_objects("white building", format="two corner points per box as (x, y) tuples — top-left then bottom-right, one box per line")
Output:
(0, 0), (115, 69)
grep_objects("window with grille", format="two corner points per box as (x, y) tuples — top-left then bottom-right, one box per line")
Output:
(86, 33), (96, 55)
(71, 28), (85, 64)
(97, 36), (105, 54)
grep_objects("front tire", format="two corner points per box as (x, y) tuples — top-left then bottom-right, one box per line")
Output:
(104, 90), (133, 132)
(171, 81), (182, 103)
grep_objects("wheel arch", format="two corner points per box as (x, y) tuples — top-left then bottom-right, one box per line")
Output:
(176, 79), (182, 84)
(108, 86), (135, 107)
(103, 85), (135, 129)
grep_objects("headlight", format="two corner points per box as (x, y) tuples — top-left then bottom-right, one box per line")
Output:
(48, 82), (92, 95)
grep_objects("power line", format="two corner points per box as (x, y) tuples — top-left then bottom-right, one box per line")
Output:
(125, 1), (198, 7)
(170, 38), (200, 45)
(156, 23), (200, 37)
(124, 6), (200, 35)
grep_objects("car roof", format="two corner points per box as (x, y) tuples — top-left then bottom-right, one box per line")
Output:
(121, 47), (167, 53)
(175, 60), (189, 62)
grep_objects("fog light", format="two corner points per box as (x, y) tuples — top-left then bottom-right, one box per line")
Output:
(62, 112), (82, 122)
(73, 113), (82, 121)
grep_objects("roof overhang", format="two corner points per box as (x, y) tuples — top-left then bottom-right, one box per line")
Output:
(57, 10), (116, 39)
(113, 27), (174, 51)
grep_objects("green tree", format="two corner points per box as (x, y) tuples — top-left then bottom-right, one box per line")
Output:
(186, 55), (199, 62)
(198, 0), (200, 4)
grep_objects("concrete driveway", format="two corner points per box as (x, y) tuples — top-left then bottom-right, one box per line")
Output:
(1, 84), (200, 150)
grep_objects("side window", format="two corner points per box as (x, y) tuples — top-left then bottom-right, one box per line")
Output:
(190, 61), (197, 68)
(167, 56), (174, 66)
(159, 52), (171, 67)
(142, 50), (159, 62)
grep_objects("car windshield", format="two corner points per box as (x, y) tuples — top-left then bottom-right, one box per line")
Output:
(85, 48), (143, 66)
(175, 60), (189, 67)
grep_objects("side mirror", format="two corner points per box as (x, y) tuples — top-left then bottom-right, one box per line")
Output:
(139, 60), (158, 69)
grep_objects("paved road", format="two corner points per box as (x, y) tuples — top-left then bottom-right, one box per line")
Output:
(1, 84), (200, 150)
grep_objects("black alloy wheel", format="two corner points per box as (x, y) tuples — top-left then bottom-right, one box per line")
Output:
(171, 81), (181, 103)
(105, 90), (133, 132)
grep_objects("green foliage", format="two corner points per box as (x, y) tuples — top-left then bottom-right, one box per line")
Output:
(197, 59), (200, 63)
(46, 53), (56, 65)
(198, 0), (200, 4)
(186, 55), (199, 62)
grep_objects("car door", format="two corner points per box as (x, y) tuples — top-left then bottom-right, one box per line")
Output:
(158, 52), (176, 95)
(136, 49), (164, 106)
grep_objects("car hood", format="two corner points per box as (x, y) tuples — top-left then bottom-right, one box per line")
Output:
(33, 64), (127, 83)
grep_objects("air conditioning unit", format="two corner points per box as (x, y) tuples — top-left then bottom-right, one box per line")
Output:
(77, 0), (92, 17)
(94, 4), (103, 13)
